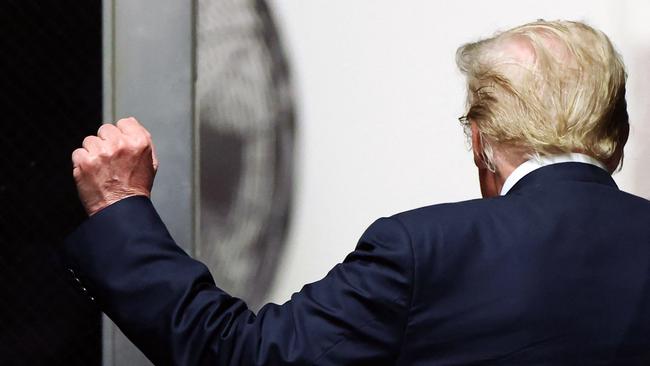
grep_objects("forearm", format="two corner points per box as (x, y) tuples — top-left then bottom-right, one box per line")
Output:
(64, 196), (255, 365)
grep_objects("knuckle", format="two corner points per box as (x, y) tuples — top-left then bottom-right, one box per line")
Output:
(130, 135), (149, 149)
(85, 154), (100, 167)
(96, 147), (112, 159)
(114, 136), (126, 150)
(71, 149), (85, 163)
(100, 139), (118, 155)
(76, 158), (92, 171)
(72, 167), (82, 179)
(117, 116), (136, 125)
(116, 118), (129, 128)
(98, 123), (113, 134)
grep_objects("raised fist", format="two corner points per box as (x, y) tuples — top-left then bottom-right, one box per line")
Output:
(72, 117), (158, 216)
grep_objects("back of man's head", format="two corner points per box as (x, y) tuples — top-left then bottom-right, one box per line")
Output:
(456, 20), (628, 171)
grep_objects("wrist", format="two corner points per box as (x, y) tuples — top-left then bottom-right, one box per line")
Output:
(86, 190), (150, 216)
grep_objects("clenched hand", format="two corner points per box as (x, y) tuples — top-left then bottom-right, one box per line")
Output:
(72, 117), (158, 216)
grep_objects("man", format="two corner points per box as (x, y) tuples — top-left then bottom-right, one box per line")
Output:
(65, 20), (650, 365)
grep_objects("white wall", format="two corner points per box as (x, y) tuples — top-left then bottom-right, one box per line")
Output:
(266, 0), (650, 303)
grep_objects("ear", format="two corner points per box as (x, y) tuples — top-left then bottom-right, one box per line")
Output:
(470, 122), (485, 169)
(605, 122), (629, 173)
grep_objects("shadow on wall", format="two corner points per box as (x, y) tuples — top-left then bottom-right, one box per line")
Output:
(196, 0), (295, 311)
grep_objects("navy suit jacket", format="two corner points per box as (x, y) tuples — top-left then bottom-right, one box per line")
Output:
(64, 163), (650, 365)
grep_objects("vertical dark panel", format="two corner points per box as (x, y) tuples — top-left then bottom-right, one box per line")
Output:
(0, 1), (102, 364)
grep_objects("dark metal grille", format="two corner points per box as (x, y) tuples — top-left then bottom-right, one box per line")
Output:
(0, 1), (102, 364)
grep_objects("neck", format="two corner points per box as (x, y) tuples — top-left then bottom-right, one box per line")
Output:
(479, 164), (516, 198)
(482, 149), (522, 197)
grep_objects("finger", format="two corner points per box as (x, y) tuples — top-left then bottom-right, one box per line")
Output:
(151, 141), (159, 172)
(116, 117), (153, 146)
(97, 123), (122, 141)
(116, 117), (147, 136)
(72, 148), (89, 179)
(71, 148), (89, 169)
(82, 135), (104, 154)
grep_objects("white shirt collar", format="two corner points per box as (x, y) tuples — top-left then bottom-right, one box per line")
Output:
(500, 153), (608, 195)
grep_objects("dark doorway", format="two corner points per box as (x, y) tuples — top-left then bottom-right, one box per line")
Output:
(0, 1), (102, 364)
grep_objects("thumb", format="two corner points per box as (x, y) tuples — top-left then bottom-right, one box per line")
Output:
(151, 142), (159, 172)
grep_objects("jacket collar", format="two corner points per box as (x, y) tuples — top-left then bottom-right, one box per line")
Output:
(501, 153), (607, 195)
(506, 162), (618, 195)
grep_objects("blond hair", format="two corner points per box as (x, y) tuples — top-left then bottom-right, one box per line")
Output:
(456, 20), (628, 171)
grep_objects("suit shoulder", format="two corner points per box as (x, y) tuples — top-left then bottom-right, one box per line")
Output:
(386, 196), (519, 257)
(358, 199), (489, 255)
(617, 189), (650, 206)
(390, 197), (497, 229)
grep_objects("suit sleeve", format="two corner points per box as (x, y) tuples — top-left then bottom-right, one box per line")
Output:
(63, 196), (414, 366)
